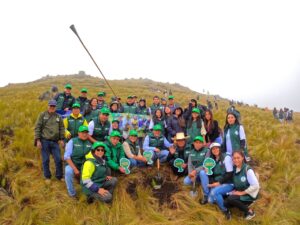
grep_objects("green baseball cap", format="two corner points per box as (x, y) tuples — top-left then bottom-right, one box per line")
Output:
(112, 119), (119, 123)
(100, 107), (110, 114)
(192, 108), (200, 114)
(193, 136), (204, 143)
(127, 95), (133, 99)
(97, 92), (105, 97)
(65, 84), (72, 89)
(92, 141), (106, 150)
(81, 88), (88, 93)
(110, 130), (122, 138)
(78, 125), (88, 133)
(72, 103), (81, 108)
(129, 130), (138, 136)
(168, 95), (174, 99)
(153, 124), (162, 131)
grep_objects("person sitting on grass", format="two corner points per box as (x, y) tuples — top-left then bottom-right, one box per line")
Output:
(105, 130), (126, 174)
(224, 151), (259, 220)
(200, 142), (234, 220)
(166, 132), (191, 176)
(64, 125), (92, 197)
(123, 130), (147, 167)
(63, 103), (88, 141)
(81, 142), (118, 204)
(143, 124), (173, 163)
(183, 136), (210, 204)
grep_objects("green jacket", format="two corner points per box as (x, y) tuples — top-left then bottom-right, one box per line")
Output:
(69, 137), (92, 170)
(34, 111), (65, 141)
(81, 151), (108, 195)
(105, 139), (125, 171)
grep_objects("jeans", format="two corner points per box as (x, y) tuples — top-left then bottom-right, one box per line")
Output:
(89, 177), (118, 203)
(145, 149), (169, 163)
(208, 184), (234, 212)
(65, 165), (76, 196)
(41, 139), (63, 179)
(183, 170), (209, 196)
(129, 158), (146, 167)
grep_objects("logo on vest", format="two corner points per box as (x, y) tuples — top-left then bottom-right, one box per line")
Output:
(241, 176), (246, 182)
(235, 131), (239, 135)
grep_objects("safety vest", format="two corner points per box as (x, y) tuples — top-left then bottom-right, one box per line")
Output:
(189, 147), (209, 167)
(56, 93), (74, 110)
(67, 114), (85, 138)
(149, 133), (165, 149)
(224, 124), (242, 152)
(92, 118), (110, 141)
(125, 139), (140, 156)
(123, 104), (137, 114)
(70, 137), (92, 170)
(211, 153), (228, 182)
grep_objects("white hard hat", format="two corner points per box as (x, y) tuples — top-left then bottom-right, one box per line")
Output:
(210, 142), (221, 149)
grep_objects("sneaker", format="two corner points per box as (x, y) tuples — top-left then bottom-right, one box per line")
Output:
(200, 196), (208, 205)
(223, 210), (232, 220)
(245, 211), (255, 220)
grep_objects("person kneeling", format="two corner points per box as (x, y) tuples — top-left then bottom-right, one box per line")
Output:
(123, 130), (147, 167)
(81, 142), (117, 203)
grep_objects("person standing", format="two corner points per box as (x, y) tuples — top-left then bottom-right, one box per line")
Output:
(76, 88), (89, 113)
(54, 84), (75, 112)
(34, 100), (65, 182)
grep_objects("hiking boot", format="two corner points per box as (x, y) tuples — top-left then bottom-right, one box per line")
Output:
(200, 196), (208, 205)
(223, 210), (232, 220)
(245, 210), (255, 220)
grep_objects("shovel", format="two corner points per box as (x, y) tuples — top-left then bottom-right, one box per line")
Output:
(152, 158), (163, 189)
(189, 178), (198, 198)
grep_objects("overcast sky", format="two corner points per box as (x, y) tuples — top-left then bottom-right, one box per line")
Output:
(0, 0), (299, 111)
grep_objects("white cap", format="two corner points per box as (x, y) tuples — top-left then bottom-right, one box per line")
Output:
(209, 142), (221, 149)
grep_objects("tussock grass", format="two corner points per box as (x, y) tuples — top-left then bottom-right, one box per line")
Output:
(0, 75), (299, 225)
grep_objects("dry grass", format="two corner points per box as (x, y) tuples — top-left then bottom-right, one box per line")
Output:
(0, 75), (299, 225)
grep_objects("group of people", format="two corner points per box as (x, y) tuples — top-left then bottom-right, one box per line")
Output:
(273, 107), (293, 123)
(34, 84), (259, 220)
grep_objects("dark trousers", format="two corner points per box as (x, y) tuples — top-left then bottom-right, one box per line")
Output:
(224, 195), (252, 214)
(90, 177), (118, 203)
(41, 139), (63, 179)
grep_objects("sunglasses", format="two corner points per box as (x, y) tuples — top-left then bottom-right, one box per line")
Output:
(96, 148), (105, 152)
(102, 114), (109, 116)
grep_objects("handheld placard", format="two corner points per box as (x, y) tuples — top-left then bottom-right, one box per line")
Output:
(173, 158), (185, 172)
(203, 158), (216, 175)
(143, 151), (154, 165)
(120, 158), (131, 174)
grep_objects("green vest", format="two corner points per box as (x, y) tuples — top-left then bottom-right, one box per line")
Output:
(189, 147), (209, 167)
(85, 109), (100, 122)
(212, 154), (228, 182)
(81, 157), (107, 195)
(174, 144), (191, 162)
(137, 107), (148, 115)
(225, 124), (241, 151)
(97, 101), (108, 110)
(233, 163), (255, 201)
(67, 115), (85, 138)
(76, 97), (89, 112)
(70, 137), (92, 170)
(149, 133), (165, 149)
(150, 104), (163, 115)
(123, 104), (137, 114)
(126, 139), (140, 156)
(56, 93), (74, 110)
(187, 121), (201, 144)
(92, 118), (110, 141)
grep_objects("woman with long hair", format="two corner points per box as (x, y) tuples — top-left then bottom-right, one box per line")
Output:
(204, 110), (222, 144)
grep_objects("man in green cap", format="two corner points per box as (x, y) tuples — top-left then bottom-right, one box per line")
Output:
(76, 88), (89, 112)
(64, 125), (92, 197)
(64, 103), (88, 141)
(143, 124), (173, 163)
(123, 95), (137, 114)
(54, 84), (75, 111)
(97, 92), (108, 110)
(88, 107), (111, 142)
(167, 95), (180, 113)
(81, 141), (118, 203)
(105, 130), (126, 174)
(123, 130), (147, 167)
(183, 136), (210, 204)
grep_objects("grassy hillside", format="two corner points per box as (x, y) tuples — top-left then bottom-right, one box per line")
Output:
(0, 74), (299, 225)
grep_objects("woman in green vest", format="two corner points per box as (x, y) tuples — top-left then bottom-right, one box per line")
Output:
(84, 98), (100, 122)
(81, 142), (118, 203)
(222, 112), (250, 161)
(224, 151), (259, 220)
(186, 108), (207, 145)
(204, 143), (234, 219)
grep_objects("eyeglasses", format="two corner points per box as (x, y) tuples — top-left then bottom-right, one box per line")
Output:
(96, 148), (105, 152)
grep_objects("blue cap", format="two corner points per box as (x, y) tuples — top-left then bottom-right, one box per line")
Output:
(48, 100), (57, 106)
